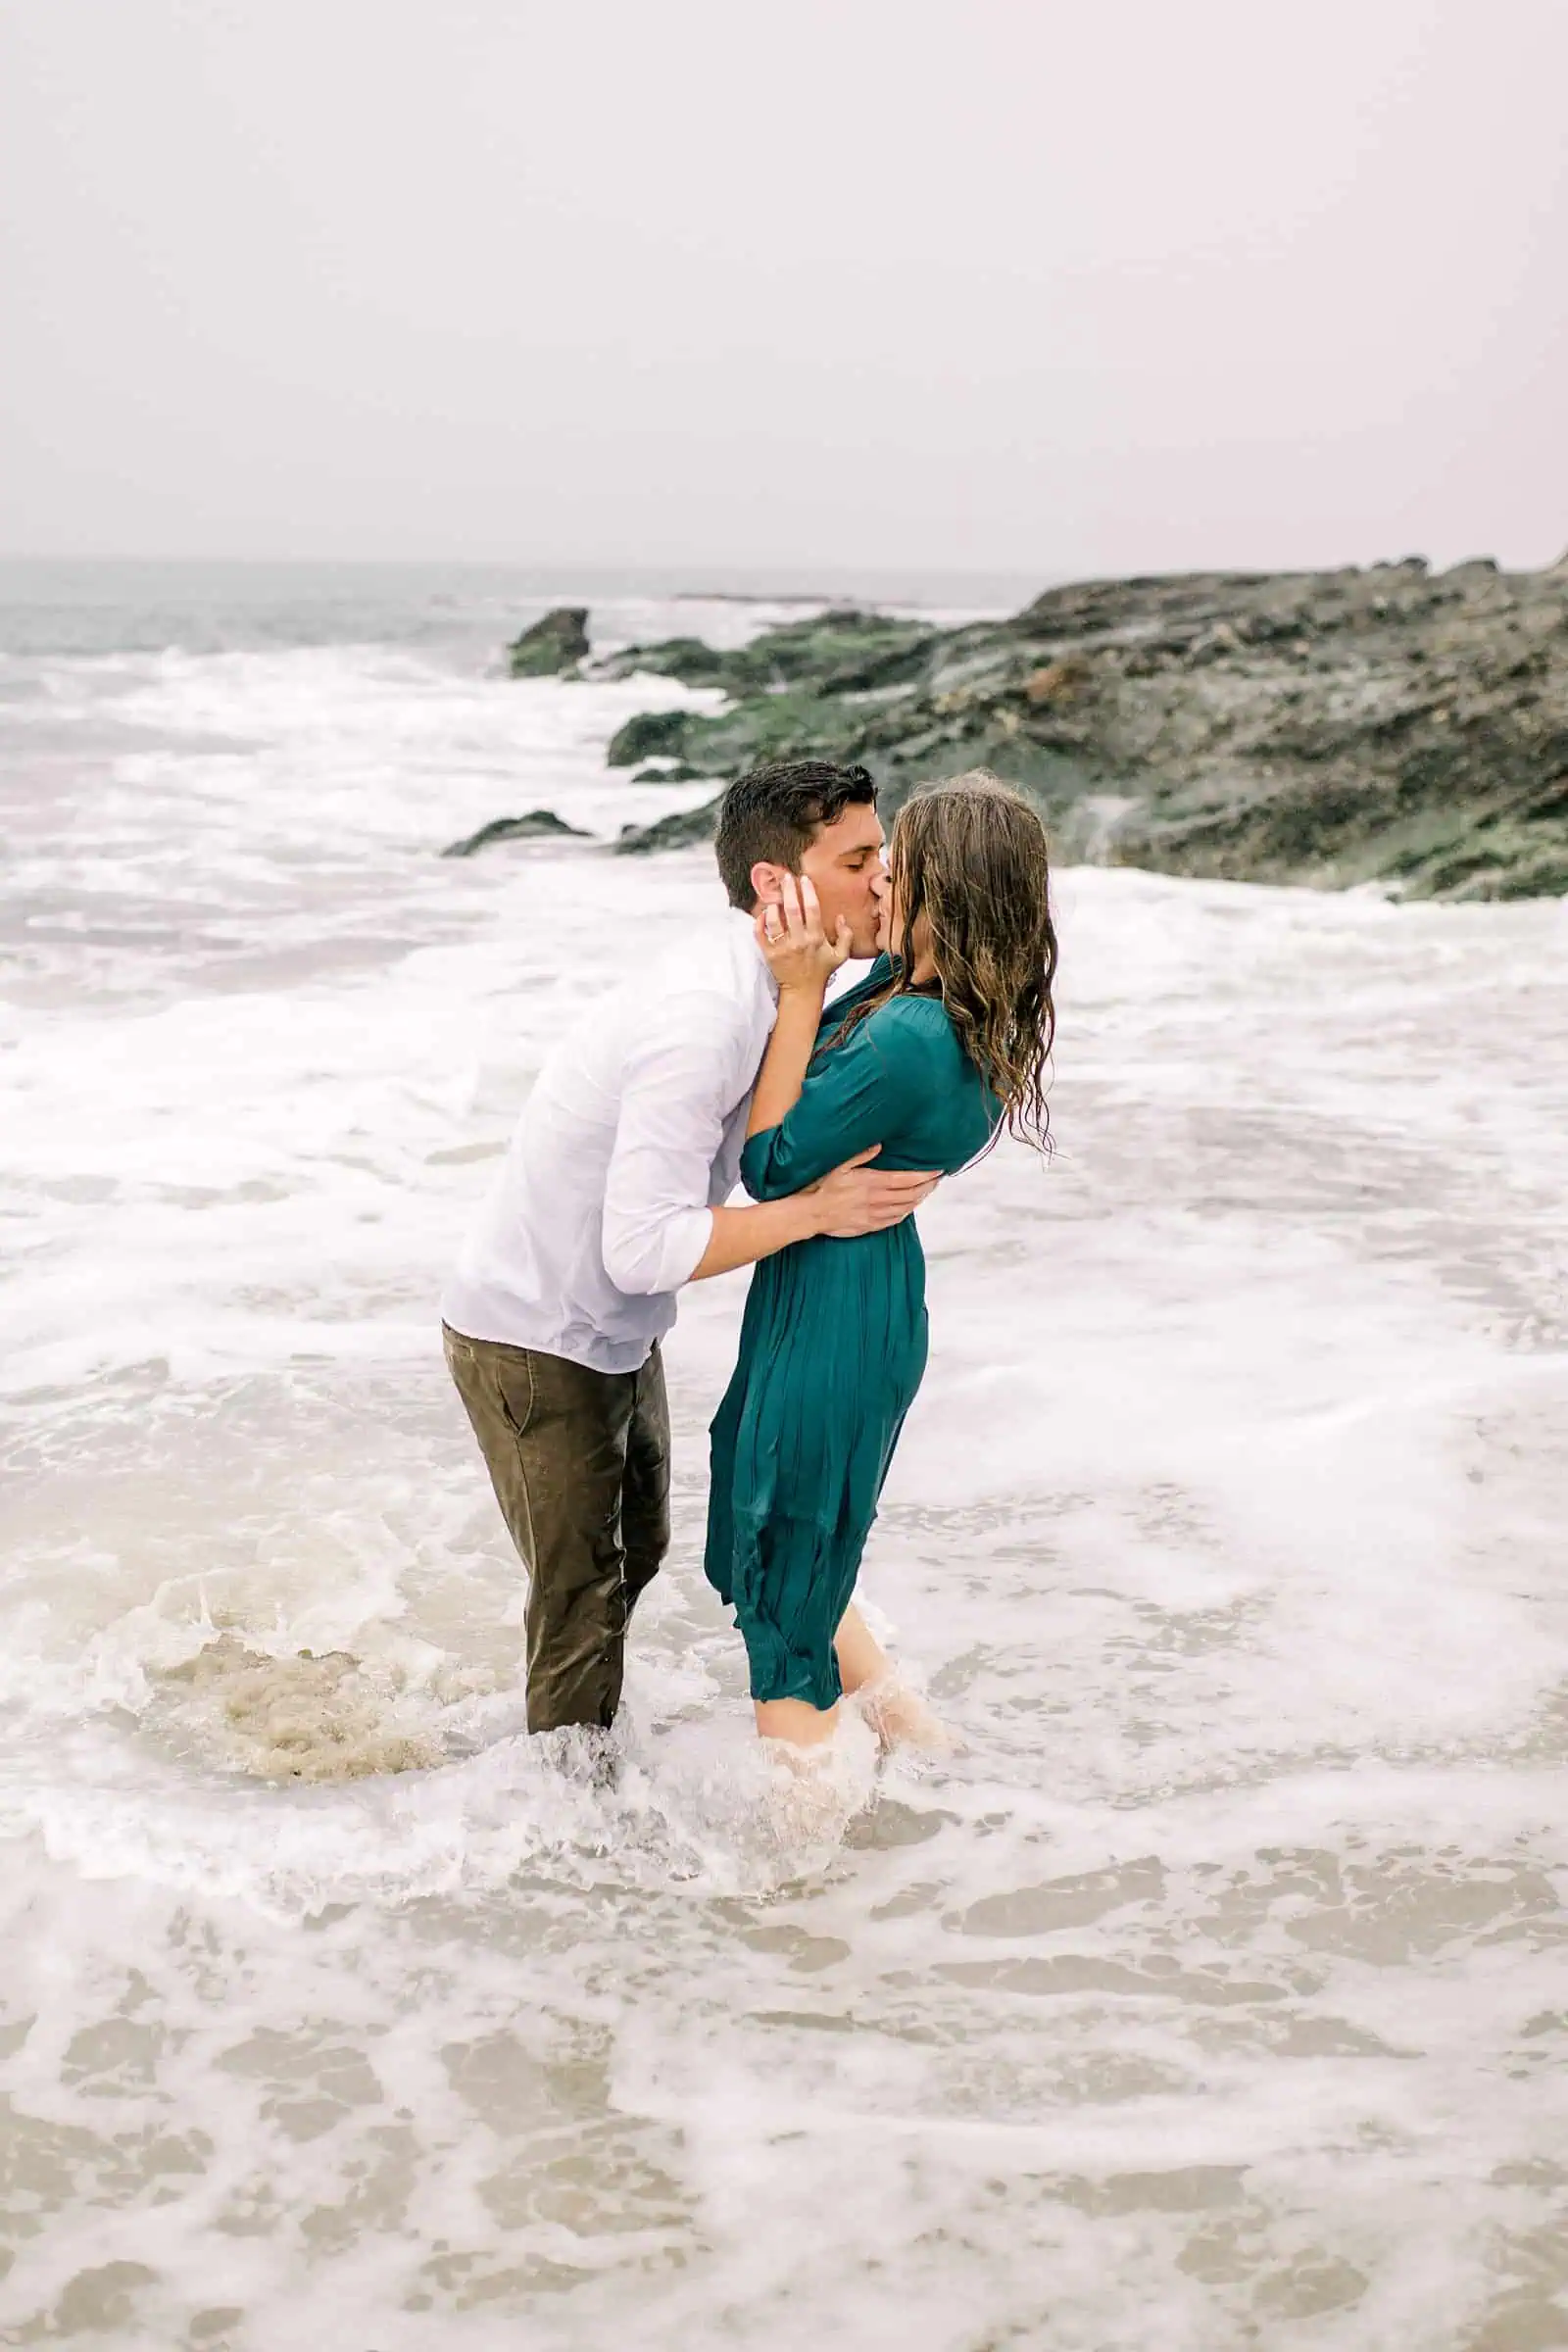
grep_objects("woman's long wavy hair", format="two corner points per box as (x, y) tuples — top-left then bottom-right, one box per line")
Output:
(831, 771), (1058, 1152)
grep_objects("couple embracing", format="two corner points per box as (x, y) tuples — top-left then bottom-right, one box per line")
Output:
(442, 760), (1057, 1766)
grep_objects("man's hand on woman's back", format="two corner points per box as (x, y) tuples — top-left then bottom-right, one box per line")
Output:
(806, 1147), (940, 1238)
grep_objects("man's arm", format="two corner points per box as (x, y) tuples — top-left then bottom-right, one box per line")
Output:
(600, 1005), (735, 1296)
(601, 1002), (935, 1297)
(688, 1154), (937, 1282)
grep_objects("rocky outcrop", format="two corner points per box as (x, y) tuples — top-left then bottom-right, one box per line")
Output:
(441, 809), (588, 858)
(605, 562), (1568, 899)
(507, 607), (590, 677)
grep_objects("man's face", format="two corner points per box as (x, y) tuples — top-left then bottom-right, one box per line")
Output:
(754, 801), (887, 958)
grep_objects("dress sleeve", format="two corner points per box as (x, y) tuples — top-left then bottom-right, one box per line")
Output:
(740, 1011), (928, 1201)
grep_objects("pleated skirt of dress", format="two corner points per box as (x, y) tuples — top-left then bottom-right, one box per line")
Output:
(706, 1224), (930, 1707)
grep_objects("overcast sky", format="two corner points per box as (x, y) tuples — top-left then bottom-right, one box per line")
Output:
(3, 0), (1565, 577)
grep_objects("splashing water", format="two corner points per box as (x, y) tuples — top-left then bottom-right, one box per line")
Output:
(1, 566), (1565, 2351)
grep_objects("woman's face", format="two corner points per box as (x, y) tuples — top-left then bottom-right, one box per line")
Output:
(873, 848), (898, 956)
(874, 853), (930, 970)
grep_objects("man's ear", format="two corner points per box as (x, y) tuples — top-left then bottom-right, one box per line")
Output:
(751, 860), (786, 906)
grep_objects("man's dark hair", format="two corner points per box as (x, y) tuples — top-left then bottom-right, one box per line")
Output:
(713, 760), (879, 909)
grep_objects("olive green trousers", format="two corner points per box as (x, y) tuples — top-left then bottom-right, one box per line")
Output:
(442, 1325), (670, 1733)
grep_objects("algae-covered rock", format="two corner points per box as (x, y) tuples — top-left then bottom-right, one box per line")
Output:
(607, 710), (697, 767)
(486, 564), (1568, 900)
(507, 608), (590, 677)
(724, 610), (938, 694)
(599, 636), (733, 688)
(609, 686), (869, 779)
(598, 610), (937, 698)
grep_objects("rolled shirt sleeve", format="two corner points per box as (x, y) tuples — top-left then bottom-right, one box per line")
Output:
(601, 996), (740, 1297)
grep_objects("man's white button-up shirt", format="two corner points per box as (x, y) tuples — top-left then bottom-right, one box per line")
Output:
(442, 911), (780, 1374)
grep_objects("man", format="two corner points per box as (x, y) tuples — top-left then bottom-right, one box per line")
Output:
(442, 758), (932, 1737)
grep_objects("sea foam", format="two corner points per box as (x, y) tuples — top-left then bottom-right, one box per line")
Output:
(1, 588), (1564, 2350)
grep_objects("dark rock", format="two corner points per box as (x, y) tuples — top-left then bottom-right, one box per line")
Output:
(607, 710), (696, 767)
(614, 796), (723, 855)
(507, 608), (590, 678)
(441, 809), (589, 858)
(631, 760), (704, 783)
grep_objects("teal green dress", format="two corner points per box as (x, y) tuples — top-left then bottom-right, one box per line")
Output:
(705, 962), (1001, 1709)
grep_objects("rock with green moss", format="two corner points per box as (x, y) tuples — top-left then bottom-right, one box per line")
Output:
(507, 608), (590, 677)
(493, 563), (1568, 898)
(607, 710), (698, 766)
(599, 636), (733, 688)
(599, 609), (938, 698)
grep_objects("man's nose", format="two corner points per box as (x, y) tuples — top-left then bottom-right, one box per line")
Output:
(870, 866), (890, 901)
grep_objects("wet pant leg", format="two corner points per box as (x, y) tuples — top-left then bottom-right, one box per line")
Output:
(443, 1326), (670, 1733)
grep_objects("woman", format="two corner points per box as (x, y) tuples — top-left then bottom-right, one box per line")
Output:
(705, 773), (1058, 1754)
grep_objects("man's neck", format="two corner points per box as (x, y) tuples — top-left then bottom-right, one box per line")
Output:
(734, 906), (779, 999)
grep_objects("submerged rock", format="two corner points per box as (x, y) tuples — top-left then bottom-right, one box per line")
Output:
(507, 607), (590, 677)
(441, 809), (588, 858)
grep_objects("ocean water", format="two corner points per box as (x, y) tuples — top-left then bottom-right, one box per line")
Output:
(1, 563), (1565, 2352)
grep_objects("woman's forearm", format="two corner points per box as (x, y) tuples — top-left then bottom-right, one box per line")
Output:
(747, 985), (823, 1138)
